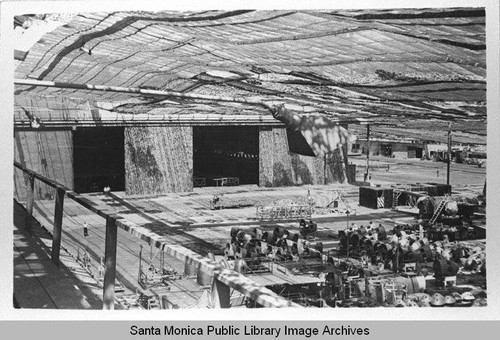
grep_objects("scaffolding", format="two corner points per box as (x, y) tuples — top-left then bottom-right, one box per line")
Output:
(390, 184), (428, 210)
(256, 204), (312, 221)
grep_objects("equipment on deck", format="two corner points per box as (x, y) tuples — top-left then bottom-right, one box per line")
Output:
(256, 203), (312, 221)
(433, 258), (459, 286)
(430, 293), (446, 307)
(138, 245), (182, 290)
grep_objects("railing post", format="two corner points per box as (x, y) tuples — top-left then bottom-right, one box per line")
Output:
(51, 187), (65, 266)
(25, 175), (35, 235)
(210, 276), (231, 308)
(103, 217), (118, 310)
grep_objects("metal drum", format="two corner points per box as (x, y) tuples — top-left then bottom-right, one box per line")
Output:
(394, 276), (421, 295)
(372, 280), (385, 303)
(433, 259), (459, 280)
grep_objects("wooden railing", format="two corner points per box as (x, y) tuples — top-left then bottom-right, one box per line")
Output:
(14, 161), (118, 310)
(14, 161), (301, 309)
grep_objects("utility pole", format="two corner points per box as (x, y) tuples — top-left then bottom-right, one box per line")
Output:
(364, 124), (370, 182)
(447, 122), (452, 186)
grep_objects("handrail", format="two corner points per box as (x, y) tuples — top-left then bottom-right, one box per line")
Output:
(15, 161), (119, 221)
(14, 161), (300, 309)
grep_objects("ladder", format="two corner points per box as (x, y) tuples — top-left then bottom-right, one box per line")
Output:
(392, 191), (401, 209)
(429, 199), (447, 224)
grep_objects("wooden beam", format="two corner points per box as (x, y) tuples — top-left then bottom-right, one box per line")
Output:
(15, 78), (273, 108)
(14, 79), (371, 125)
(103, 217), (118, 310)
(25, 175), (35, 235)
(162, 244), (299, 308)
(14, 112), (285, 128)
(51, 188), (65, 267)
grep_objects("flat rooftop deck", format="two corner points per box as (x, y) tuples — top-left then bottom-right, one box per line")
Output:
(13, 158), (486, 309)
(15, 183), (419, 308)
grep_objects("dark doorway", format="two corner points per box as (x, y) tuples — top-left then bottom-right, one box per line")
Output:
(381, 143), (392, 157)
(409, 146), (423, 158)
(193, 126), (259, 186)
(73, 127), (125, 193)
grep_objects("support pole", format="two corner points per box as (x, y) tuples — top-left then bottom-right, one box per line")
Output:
(447, 122), (452, 186)
(103, 217), (118, 310)
(342, 132), (350, 184)
(338, 146), (348, 184)
(364, 124), (370, 182)
(324, 153), (328, 185)
(51, 188), (65, 266)
(25, 175), (35, 235)
(210, 277), (231, 308)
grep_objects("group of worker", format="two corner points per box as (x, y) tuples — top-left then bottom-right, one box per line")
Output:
(344, 221), (387, 241)
(227, 222), (322, 266)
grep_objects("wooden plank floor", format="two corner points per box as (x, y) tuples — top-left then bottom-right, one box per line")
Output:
(13, 203), (103, 309)
(29, 199), (205, 308)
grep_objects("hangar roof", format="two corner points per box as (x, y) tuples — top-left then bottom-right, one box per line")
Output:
(14, 8), (486, 143)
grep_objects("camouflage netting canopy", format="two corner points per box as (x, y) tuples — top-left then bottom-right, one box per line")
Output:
(14, 8), (486, 143)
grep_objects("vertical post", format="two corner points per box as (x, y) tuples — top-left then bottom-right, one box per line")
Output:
(346, 211), (350, 258)
(25, 175), (35, 235)
(138, 245), (143, 285)
(210, 277), (231, 308)
(364, 124), (370, 182)
(447, 122), (452, 186)
(323, 153), (327, 185)
(342, 127), (349, 183)
(51, 187), (65, 266)
(337, 145), (348, 184)
(103, 217), (118, 310)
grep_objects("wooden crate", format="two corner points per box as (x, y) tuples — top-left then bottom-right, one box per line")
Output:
(359, 186), (393, 209)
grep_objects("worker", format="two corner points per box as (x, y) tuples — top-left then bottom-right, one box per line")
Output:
(236, 230), (248, 247)
(291, 244), (299, 261)
(261, 231), (269, 243)
(254, 241), (263, 258)
(224, 243), (235, 259)
(83, 222), (89, 237)
(264, 246), (274, 260)
(300, 220), (317, 238)
(252, 227), (263, 240)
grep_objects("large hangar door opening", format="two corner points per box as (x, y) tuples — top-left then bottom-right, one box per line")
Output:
(73, 127), (125, 193)
(193, 126), (259, 186)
